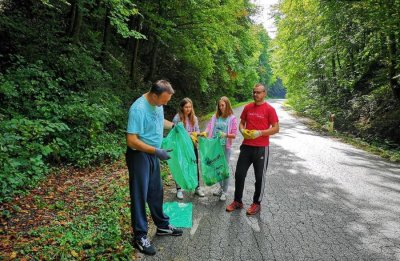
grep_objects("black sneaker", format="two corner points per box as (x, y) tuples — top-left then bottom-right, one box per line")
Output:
(134, 235), (156, 255)
(156, 225), (183, 236)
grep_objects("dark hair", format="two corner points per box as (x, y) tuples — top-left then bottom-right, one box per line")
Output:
(178, 98), (196, 127)
(150, 80), (175, 95)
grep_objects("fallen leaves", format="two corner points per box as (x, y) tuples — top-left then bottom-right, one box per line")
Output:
(0, 161), (128, 259)
(9, 252), (17, 259)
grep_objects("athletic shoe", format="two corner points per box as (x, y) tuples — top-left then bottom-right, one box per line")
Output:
(134, 235), (156, 255)
(176, 189), (184, 199)
(246, 203), (261, 215)
(226, 201), (243, 212)
(195, 187), (205, 197)
(156, 225), (183, 236)
(219, 192), (226, 201)
(213, 187), (223, 196)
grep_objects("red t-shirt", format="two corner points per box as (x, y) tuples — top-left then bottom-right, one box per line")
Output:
(241, 102), (279, 147)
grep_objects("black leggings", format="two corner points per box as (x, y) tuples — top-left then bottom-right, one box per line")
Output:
(234, 145), (269, 204)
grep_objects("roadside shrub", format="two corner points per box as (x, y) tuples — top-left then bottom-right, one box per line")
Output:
(0, 118), (69, 202)
(60, 91), (125, 167)
(0, 57), (127, 202)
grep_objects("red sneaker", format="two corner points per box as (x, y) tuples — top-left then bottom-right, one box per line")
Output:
(226, 201), (243, 212)
(246, 203), (261, 215)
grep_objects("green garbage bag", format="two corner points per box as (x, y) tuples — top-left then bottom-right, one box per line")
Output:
(163, 202), (192, 228)
(161, 122), (198, 191)
(198, 136), (230, 186)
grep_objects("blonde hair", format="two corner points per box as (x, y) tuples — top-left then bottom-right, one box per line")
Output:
(216, 96), (233, 118)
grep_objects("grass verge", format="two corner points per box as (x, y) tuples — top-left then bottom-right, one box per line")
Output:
(283, 102), (400, 163)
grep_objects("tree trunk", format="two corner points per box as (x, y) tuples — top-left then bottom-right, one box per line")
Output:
(67, 0), (77, 36)
(387, 32), (400, 100)
(69, 0), (82, 43)
(94, 0), (102, 31)
(349, 49), (356, 77)
(101, 7), (111, 63)
(146, 38), (160, 82)
(336, 48), (341, 70)
(331, 53), (336, 79)
(130, 15), (143, 81)
(385, 0), (400, 100)
(130, 38), (140, 80)
(145, 1), (163, 82)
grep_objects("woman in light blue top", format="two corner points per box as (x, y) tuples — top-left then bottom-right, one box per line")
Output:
(172, 98), (205, 199)
(204, 96), (237, 201)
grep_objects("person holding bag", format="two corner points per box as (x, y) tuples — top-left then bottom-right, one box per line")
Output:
(126, 80), (183, 256)
(204, 96), (238, 201)
(172, 97), (205, 199)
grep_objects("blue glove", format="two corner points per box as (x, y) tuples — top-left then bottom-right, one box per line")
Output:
(155, 148), (172, 160)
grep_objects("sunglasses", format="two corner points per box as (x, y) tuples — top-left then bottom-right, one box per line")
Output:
(253, 90), (265, 94)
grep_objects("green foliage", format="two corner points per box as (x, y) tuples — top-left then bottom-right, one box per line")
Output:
(272, 0), (400, 147)
(0, 118), (69, 202)
(55, 46), (113, 91)
(107, 0), (145, 39)
(0, 56), (125, 202)
(60, 91), (125, 167)
(0, 0), (275, 201)
(135, 0), (272, 107)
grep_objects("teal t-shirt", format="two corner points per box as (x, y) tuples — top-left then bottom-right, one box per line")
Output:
(127, 95), (164, 148)
(212, 117), (228, 146)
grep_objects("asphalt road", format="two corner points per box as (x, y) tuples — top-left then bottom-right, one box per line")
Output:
(141, 99), (400, 261)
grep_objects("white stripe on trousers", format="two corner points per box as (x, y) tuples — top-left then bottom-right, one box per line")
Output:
(257, 146), (269, 202)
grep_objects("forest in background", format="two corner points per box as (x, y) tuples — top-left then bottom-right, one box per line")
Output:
(2, 0), (400, 204)
(2, 1), (400, 259)
(0, 0), (283, 202)
(272, 0), (400, 149)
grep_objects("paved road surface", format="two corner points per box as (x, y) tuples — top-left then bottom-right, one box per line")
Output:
(141, 99), (400, 261)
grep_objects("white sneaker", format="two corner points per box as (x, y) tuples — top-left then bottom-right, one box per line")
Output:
(195, 187), (205, 197)
(176, 190), (184, 199)
(213, 187), (223, 196)
(219, 192), (226, 201)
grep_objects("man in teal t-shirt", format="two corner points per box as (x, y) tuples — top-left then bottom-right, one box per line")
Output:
(126, 80), (183, 256)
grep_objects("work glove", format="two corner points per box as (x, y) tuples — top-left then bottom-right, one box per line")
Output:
(190, 132), (198, 144)
(240, 128), (252, 139)
(198, 132), (207, 137)
(155, 148), (172, 161)
(218, 131), (226, 138)
(249, 130), (262, 139)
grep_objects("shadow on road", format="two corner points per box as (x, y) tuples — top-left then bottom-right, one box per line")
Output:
(140, 100), (400, 260)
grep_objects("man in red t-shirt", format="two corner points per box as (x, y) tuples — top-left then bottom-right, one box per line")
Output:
(226, 83), (279, 215)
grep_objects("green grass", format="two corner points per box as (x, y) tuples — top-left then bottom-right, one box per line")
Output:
(336, 135), (400, 162)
